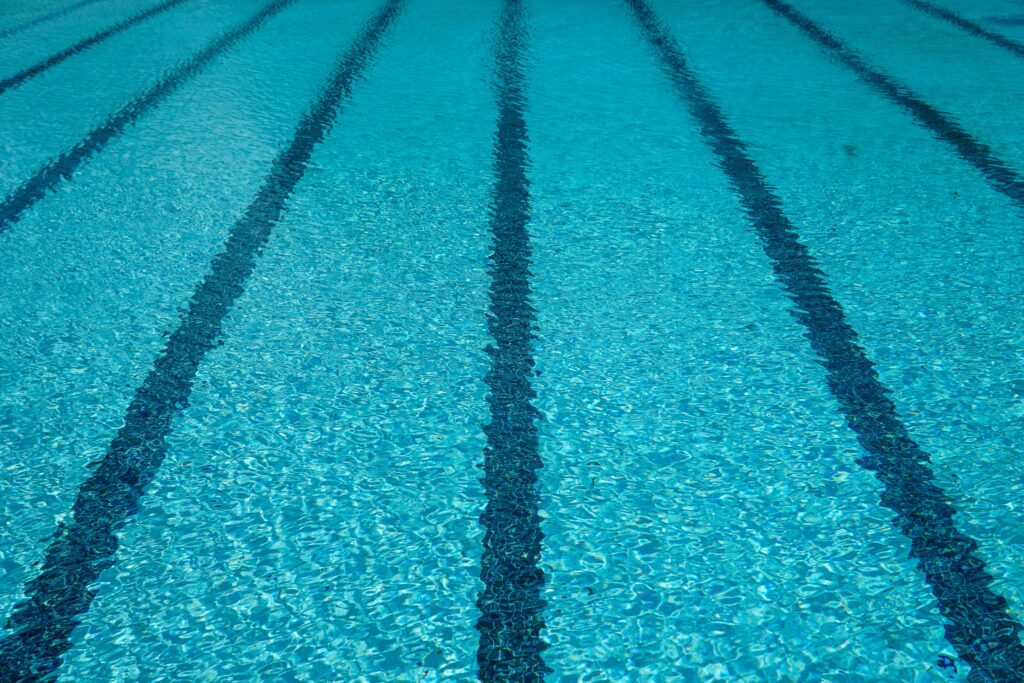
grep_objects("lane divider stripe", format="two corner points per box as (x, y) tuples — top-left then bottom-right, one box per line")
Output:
(475, 0), (549, 680)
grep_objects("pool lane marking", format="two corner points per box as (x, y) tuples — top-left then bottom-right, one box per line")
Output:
(0, 0), (297, 236)
(0, 0), (405, 678)
(0, 0), (111, 41)
(0, 0), (191, 97)
(475, 0), (549, 679)
(624, 0), (1024, 678)
(902, 0), (1024, 59)
(756, 0), (1024, 215)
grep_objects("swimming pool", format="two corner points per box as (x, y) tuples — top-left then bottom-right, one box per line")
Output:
(0, 0), (1022, 679)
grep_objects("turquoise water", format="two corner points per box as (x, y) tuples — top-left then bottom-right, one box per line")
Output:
(0, 0), (1022, 680)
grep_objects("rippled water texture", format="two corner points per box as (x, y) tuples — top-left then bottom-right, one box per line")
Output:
(1, 0), (1022, 680)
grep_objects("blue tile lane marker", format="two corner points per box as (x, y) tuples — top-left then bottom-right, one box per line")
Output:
(475, 0), (549, 679)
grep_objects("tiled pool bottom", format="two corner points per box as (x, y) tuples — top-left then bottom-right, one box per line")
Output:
(1, 0), (1023, 679)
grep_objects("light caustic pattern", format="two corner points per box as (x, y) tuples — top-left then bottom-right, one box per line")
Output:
(0, 0), (1022, 679)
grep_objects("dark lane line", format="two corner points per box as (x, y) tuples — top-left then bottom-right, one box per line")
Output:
(0, 0), (296, 236)
(0, 0), (110, 41)
(757, 0), (1024, 214)
(0, 0), (190, 97)
(474, 0), (548, 680)
(0, 0), (404, 679)
(625, 0), (1024, 678)
(902, 0), (1024, 59)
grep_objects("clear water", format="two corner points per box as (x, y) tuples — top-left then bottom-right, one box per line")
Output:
(0, 0), (1022, 680)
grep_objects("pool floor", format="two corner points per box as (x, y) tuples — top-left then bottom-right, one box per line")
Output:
(1, 0), (1023, 680)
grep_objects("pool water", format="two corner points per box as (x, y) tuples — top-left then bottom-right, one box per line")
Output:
(0, 0), (1022, 680)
